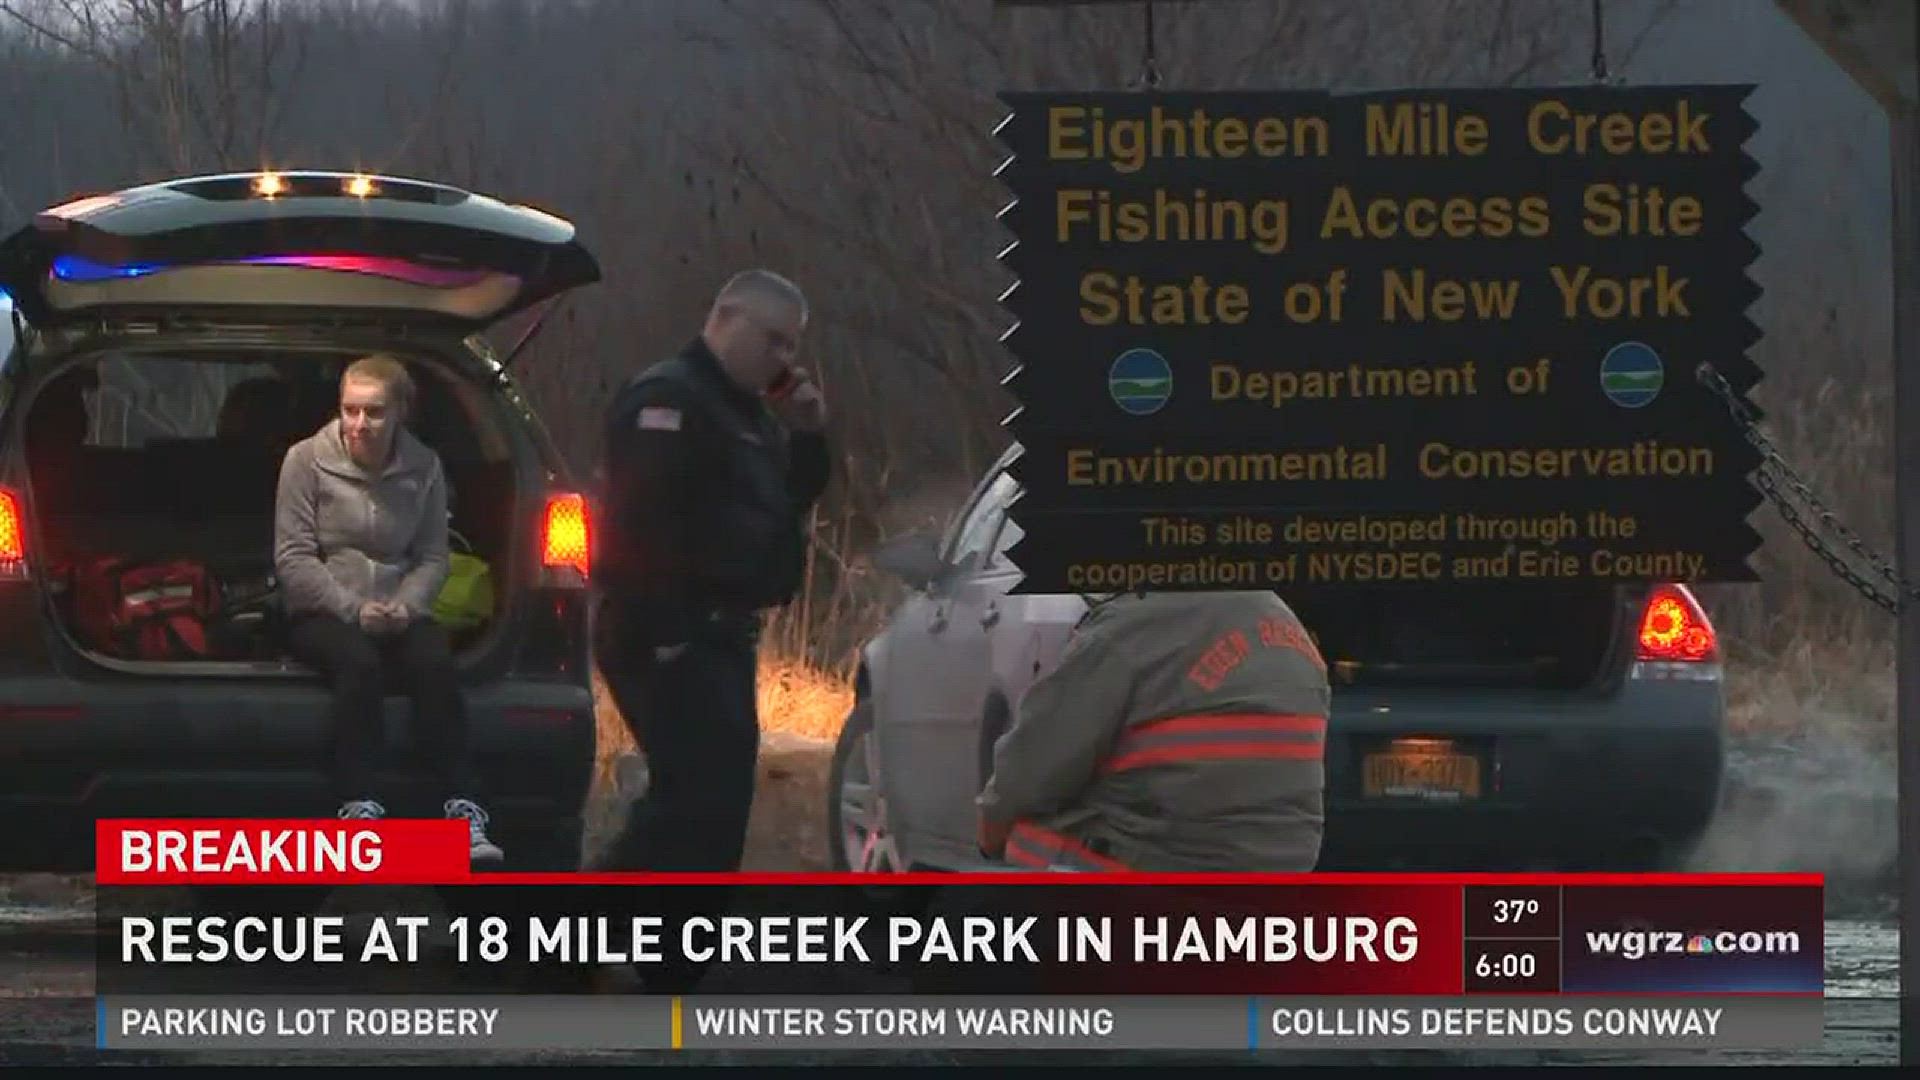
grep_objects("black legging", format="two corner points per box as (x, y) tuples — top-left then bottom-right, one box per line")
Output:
(287, 613), (480, 808)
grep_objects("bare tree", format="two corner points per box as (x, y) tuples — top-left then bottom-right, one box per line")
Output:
(665, 0), (1656, 471)
(628, 0), (1678, 669)
(0, 0), (307, 175)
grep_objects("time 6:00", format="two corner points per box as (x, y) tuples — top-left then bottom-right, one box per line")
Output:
(1473, 950), (1538, 980)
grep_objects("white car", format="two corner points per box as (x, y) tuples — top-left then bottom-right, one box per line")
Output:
(831, 446), (1729, 873)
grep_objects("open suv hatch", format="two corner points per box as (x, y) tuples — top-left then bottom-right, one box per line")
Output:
(0, 171), (602, 873)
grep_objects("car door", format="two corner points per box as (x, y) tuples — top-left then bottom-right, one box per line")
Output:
(876, 464), (1019, 868)
(982, 506), (1091, 730)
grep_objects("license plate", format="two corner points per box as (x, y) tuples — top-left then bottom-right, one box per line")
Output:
(1363, 750), (1482, 800)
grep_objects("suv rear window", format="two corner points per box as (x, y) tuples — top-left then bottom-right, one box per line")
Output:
(69, 352), (508, 462)
(23, 349), (515, 568)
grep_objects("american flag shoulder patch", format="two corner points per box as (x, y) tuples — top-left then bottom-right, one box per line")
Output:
(637, 406), (682, 432)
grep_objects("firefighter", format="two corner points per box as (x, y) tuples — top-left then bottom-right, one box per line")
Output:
(976, 590), (1330, 872)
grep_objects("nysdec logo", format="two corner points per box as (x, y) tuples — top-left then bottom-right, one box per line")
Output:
(1108, 348), (1172, 416)
(1600, 341), (1664, 408)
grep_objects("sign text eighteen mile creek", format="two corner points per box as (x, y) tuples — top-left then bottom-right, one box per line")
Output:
(993, 88), (1766, 594)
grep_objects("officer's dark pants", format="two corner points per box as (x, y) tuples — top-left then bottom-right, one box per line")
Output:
(593, 603), (761, 990)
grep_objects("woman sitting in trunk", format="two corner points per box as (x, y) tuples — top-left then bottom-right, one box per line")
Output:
(272, 355), (503, 863)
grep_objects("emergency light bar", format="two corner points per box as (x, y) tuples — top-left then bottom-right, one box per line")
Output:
(50, 253), (496, 290)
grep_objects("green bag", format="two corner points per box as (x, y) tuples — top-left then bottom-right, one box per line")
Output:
(434, 544), (495, 630)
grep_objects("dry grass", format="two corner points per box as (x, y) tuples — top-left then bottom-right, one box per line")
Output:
(756, 657), (859, 741)
(590, 667), (633, 790)
(591, 652), (857, 777)
(1723, 639), (1895, 750)
(586, 652), (853, 871)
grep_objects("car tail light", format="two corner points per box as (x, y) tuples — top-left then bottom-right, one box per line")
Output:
(539, 491), (590, 588)
(0, 486), (25, 581)
(1637, 583), (1717, 663)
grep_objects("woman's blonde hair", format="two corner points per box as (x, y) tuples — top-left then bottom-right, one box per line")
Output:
(341, 354), (415, 419)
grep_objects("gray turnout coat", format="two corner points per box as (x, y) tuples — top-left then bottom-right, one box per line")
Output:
(977, 590), (1331, 872)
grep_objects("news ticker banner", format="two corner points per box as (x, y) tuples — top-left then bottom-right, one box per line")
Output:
(95, 822), (1821, 1023)
(97, 994), (1821, 1052)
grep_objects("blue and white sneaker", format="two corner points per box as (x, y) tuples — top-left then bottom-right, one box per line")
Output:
(445, 798), (504, 863)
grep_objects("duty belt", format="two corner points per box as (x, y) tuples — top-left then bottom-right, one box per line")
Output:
(695, 601), (763, 640)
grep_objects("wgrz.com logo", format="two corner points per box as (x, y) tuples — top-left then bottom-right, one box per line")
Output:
(1583, 926), (1802, 961)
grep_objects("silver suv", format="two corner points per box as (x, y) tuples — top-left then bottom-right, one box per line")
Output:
(833, 445), (1728, 873)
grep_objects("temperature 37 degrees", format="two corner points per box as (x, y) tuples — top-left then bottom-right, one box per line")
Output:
(1493, 898), (1543, 924)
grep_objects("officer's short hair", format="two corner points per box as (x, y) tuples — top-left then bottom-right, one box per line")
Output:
(342, 354), (415, 420)
(713, 269), (807, 322)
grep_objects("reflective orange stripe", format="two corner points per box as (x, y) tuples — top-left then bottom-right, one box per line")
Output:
(1004, 820), (1130, 871)
(1098, 712), (1326, 775)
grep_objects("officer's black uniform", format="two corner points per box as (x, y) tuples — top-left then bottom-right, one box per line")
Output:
(595, 336), (830, 878)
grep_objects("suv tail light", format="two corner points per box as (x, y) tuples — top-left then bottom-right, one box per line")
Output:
(1636, 583), (1717, 663)
(539, 491), (590, 588)
(0, 486), (26, 581)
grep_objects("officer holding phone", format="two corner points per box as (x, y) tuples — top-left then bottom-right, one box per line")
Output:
(596, 270), (829, 910)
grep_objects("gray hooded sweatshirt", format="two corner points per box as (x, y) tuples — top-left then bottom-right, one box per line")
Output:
(273, 418), (450, 624)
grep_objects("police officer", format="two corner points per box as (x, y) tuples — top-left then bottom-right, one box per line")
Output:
(595, 270), (830, 883)
(976, 590), (1330, 872)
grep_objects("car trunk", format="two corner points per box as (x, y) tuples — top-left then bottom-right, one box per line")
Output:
(1286, 582), (1634, 690)
(20, 344), (522, 673)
